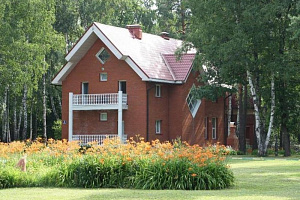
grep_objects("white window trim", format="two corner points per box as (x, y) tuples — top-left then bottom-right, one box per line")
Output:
(100, 113), (108, 121)
(155, 120), (161, 134)
(186, 85), (201, 118)
(96, 47), (110, 64)
(100, 73), (107, 81)
(155, 84), (161, 97)
(212, 117), (217, 139)
(204, 117), (208, 139)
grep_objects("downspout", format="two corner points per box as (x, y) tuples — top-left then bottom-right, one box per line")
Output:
(146, 83), (156, 142)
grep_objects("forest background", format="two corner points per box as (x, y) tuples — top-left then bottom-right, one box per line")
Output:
(0, 0), (299, 156)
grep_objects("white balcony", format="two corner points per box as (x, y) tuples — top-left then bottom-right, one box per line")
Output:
(72, 134), (127, 145)
(71, 93), (128, 110)
(68, 91), (125, 143)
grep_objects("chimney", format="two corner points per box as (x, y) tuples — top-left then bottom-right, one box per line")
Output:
(160, 32), (170, 40)
(126, 24), (142, 40)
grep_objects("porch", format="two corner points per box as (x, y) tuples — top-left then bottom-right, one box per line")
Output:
(68, 91), (127, 143)
(72, 134), (127, 145)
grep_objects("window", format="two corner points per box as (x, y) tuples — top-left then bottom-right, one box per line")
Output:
(100, 73), (107, 81)
(100, 113), (108, 121)
(119, 81), (127, 94)
(155, 84), (161, 97)
(212, 117), (217, 139)
(186, 85), (201, 118)
(82, 82), (89, 94)
(155, 120), (161, 134)
(204, 117), (208, 139)
(96, 47), (110, 64)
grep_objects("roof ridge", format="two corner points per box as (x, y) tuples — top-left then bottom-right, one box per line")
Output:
(161, 54), (176, 81)
(94, 22), (184, 42)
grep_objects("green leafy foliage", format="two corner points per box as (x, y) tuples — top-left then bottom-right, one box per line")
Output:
(0, 139), (234, 190)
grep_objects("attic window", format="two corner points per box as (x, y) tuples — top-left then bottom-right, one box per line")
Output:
(96, 47), (110, 64)
(186, 85), (201, 118)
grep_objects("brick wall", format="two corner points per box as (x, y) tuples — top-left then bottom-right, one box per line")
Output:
(174, 70), (225, 146)
(147, 83), (170, 142)
(62, 39), (147, 140)
(61, 38), (226, 146)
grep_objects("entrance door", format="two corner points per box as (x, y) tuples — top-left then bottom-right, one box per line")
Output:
(118, 81), (126, 94)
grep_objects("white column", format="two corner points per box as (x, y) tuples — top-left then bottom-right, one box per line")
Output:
(69, 92), (73, 141)
(117, 91), (123, 143)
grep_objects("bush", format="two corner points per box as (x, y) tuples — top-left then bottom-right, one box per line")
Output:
(0, 166), (35, 188)
(252, 149), (258, 156)
(52, 120), (62, 140)
(0, 138), (234, 190)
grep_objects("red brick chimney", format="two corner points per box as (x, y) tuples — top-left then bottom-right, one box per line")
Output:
(126, 24), (142, 40)
(160, 32), (170, 40)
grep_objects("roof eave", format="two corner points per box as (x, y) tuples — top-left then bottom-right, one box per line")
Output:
(51, 62), (74, 85)
(146, 78), (184, 84)
(52, 23), (150, 85)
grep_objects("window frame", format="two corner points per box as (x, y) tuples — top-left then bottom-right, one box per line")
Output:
(81, 82), (89, 94)
(155, 120), (162, 134)
(155, 84), (161, 97)
(96, 47), (110, 64)
(100, 73), (107, 81)
(100, 113), (108, 121)
(212, 117), (217, 139)
(186, 85), (201, 118)
(118, 80), (127, 94)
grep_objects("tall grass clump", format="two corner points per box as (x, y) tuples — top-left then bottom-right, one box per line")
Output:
(0, 137), (234, 190)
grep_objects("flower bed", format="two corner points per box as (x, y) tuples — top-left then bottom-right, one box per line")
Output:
(0, 138), (234, 189)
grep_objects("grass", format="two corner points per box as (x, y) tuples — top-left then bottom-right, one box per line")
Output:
(1, 156), (300, 200)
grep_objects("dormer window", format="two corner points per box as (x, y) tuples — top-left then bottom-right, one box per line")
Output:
(96, 47), (110, 64)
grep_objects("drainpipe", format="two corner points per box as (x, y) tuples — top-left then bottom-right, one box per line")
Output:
(146, 83), (156, 142)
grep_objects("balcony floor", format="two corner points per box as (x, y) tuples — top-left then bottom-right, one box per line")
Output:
(72, 104), (128, 110)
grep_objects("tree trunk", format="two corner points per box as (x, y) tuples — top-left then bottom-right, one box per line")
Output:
(281, 123), (291, 156)
(6, 95), (11, 143)
(2, 87), (8, 142)
(22, 85), (28, 140)
(238, 84), (246, 154)
(17, 104), (23, 140)
(49, 93), (59, 120)
(227, 95), (232, 136)
(34, 111), (37, 140)
(65, 33), (69, 54)
(263, 75), (275, 153)
(247, 71), (264, 156)
(57, 92), (62, 110)
(43, 70), (47, 141)
(29, 103), (33, 141)
(239, 85), (247, 154)
(13, 99), (18, 141)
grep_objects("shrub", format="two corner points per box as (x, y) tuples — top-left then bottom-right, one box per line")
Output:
(0, 138), (234, 190)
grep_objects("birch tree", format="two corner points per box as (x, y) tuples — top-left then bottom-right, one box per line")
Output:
(186, 0), (299, 156)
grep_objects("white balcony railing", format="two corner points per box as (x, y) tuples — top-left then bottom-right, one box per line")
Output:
(72, 134), (127, 145)
(73, 93), (127, 106)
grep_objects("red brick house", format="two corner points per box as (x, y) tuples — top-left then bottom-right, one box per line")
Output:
(52, 23), (227, 145)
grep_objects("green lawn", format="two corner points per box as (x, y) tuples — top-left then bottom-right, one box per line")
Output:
(1, 157), (300, 200)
